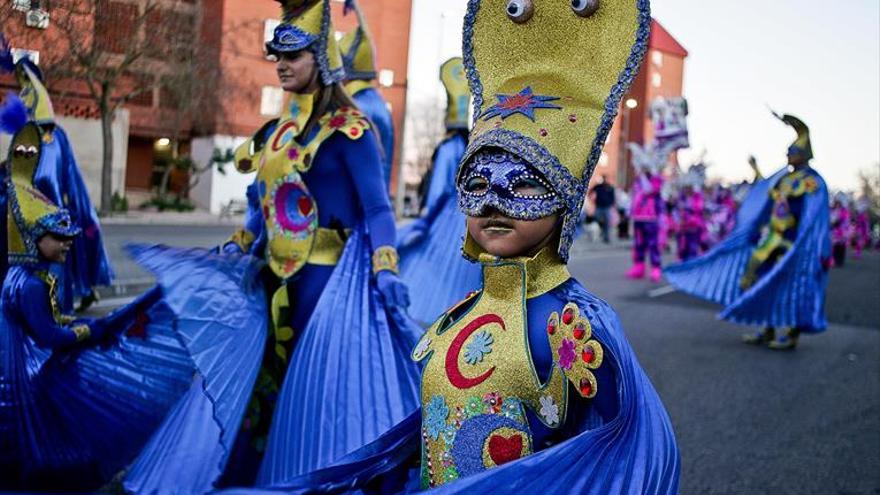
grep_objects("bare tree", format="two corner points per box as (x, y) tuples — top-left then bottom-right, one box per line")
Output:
(404, 98), (445, 186)
(4, 0), (203, 214)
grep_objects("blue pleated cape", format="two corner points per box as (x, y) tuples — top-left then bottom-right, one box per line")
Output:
(664, 166), (830, 331)
(0, 246), (265, 491)
(219, 279), (680, 495)
(398, 134), (481, 326)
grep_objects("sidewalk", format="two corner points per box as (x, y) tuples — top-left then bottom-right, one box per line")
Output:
(99, 209), (244, 227)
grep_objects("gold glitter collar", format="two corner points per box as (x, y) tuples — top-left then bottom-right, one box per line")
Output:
(477, 245), (570, 299)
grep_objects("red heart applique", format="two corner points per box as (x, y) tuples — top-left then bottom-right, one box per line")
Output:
(487, 434), (523, 466)
(298, 196), (313, 216)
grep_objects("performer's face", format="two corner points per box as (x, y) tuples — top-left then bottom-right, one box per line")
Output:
(467, 211), (559, 258)
(38, 233), (73, 263)
(276, 50), (319, 94)
(787, 147), (807, 166)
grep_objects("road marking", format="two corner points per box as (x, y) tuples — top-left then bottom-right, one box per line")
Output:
(92, 296), (138, 310)
(648, 285), (677, 298)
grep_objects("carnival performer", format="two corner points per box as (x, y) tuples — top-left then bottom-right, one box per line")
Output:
(665, 112), (830, 351)
(339, 0), (395, 190)
(830, 192), (852, 267)
(852, 197), (872, 258)
(707, 184), (737, 247)
(0, 38), (113, 311)
(675, 164), (707, 261)
(397, 57), (480, 325)
(1, 111), (268, 491)
(131, 1), (420, 490)
(626, 153), (666, 282)
(226, 2), (680, 493)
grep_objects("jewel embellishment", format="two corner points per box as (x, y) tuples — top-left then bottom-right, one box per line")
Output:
(481, 86), (562, 122)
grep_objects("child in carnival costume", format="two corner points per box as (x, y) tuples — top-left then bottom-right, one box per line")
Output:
(398, 57), (481, 326)
(665, 112), (830, 351)
(829, 191), (852, 267)
(152, 0), (420, 488)
(224, 1), (680, 493)
(338, 0), (395, 190)
(851, 196), (872, 258)
(0, 37), (113, 311)
(0, 109), (268, 491)
(674, 163), (707, 262)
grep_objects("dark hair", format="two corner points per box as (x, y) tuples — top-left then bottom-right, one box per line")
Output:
(302, 82), (360, 139)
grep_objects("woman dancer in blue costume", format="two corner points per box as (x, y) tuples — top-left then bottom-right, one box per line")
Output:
(128, 1), (421, 491)
(222, 1), (680, 493)
(665, 113), (830, 351)
(339, 0), (395, 190)
(398, 57), (481, 326)
(0, 38), (113, 311)
(0, 111), (268, 491)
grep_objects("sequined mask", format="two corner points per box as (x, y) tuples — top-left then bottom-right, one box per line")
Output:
(458, 150), (564, 221)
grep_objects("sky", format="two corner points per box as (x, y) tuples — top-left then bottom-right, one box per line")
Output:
(404, 0), (880, 191)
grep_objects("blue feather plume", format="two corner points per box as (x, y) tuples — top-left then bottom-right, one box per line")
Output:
(0, 92), (29, 136)
(0, 33), (15, 74)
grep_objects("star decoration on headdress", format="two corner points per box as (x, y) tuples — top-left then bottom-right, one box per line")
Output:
(481, 86), (562, 122)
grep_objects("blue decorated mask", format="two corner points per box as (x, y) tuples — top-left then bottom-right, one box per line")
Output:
(458, 149), (564, 220)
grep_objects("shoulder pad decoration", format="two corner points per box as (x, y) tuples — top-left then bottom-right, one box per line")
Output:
(546, 302), (604, 398)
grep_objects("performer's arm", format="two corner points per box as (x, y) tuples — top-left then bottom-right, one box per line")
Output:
(21, 277), (100, 349)
(344, 129), (409, 307)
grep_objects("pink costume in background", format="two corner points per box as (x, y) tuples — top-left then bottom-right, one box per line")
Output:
(628, 173), (665, 281)
(830, 193), (852, 267)
(851, 199), (871, 258)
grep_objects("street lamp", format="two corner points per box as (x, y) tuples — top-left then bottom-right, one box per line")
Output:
(617, 98), (638, 186)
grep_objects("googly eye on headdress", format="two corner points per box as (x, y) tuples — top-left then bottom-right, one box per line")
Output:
(506, 0), (534, 23)
(570, 0), (600, 17)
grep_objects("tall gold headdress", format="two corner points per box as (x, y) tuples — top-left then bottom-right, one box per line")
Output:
(459, 0), (651, 261)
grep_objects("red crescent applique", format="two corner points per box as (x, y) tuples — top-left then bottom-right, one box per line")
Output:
(445, 314), (505, 389)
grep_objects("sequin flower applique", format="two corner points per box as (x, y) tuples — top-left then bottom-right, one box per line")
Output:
(425, 396), (450, 440)
(539, 395), (560, 426)
(464, 329), (494, 365)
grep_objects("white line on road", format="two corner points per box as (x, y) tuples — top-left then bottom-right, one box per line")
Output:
(647, 285), (678, 298)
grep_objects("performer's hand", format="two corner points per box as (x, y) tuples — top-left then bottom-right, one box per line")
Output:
(376, 271), (411, 309)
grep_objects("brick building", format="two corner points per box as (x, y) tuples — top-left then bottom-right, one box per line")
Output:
(1, 0), (413, 213)
(593, 19), (688, 189)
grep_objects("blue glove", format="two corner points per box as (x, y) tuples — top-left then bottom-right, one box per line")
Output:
(375, 270), (411, 309)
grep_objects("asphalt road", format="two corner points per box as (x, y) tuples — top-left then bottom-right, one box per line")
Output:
(99, 225), (880, 494)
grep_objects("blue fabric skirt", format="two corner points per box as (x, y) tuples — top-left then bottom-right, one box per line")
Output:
(398, 199), (482, 326)
(255, 226), (422, 485)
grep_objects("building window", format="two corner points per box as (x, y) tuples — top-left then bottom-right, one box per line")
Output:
(264, 19), (281, 44)
(261, 86), (284, 116)
(652, 51), (663, 67)
(652, 73), (662, 88)
(10, 48), (39, 65)
(379, 69), (394, 88)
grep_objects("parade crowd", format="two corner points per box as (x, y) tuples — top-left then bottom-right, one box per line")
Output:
(0, 0), (875, 493)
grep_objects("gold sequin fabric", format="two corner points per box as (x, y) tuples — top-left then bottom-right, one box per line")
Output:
(412, 247), (602, 488)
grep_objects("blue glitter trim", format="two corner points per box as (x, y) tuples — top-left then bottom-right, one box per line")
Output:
(462, 0), (484, 121)
(266, 23), (319, 54)
(317, 0), (345, 85)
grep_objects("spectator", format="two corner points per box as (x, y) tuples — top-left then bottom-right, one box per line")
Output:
(590, 175), (616, 243)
